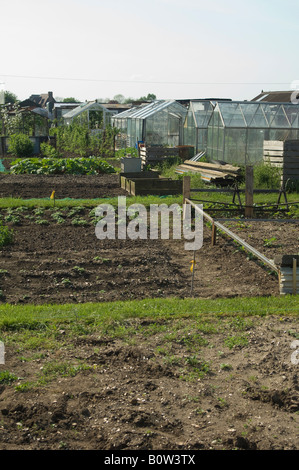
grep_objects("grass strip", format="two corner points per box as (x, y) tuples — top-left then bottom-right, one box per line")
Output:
(0, 195), (183, 210)
(0, 296), (298, 331)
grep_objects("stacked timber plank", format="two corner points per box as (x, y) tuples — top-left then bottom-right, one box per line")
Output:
(175, 159), (241, 186)
(263, 140), (299, 185)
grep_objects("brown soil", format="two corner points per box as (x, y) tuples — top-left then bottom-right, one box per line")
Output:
(0, 213), (283, 305)
(0, 175), (298, 451)
(0, 173), (126, 199)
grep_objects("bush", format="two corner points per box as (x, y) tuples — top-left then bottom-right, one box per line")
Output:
(8, 134), (34, 158)
(254, 163), (282, 189)
(40, 142), (60, 158)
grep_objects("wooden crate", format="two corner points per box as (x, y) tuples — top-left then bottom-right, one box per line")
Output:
(124, 177), (182, 196)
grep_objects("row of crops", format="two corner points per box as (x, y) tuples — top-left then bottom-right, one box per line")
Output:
(9, 156), (116, 175)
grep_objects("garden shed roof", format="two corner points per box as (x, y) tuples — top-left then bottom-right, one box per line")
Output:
(252, 91), (297, 103)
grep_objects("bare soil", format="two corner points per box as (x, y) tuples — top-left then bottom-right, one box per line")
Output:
(0, 173), (126, 199)
(0, 174), (298, 451)
(0, 214), (283, 305)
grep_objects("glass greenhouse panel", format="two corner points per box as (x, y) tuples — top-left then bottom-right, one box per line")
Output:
(183, 109), (196, 149)
(205, 101), (299, 164)
(246, 129), (264, 164)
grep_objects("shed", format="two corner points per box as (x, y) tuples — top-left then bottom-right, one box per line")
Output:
(112, 99), (187, 148)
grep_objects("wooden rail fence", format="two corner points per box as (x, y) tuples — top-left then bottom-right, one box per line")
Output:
(184, 197), (299, 295)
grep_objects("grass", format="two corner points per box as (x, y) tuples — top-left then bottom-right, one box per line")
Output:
(0, 296), (298, 331)
(0, 296), (297, 391)
(0, 195), (183, 211)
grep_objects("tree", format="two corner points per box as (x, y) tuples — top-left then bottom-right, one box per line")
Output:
(138, 93), (156, 102)
(113, 94), (126, 104)
(4, 91), (18, 104)
(62, 97), (81, 103)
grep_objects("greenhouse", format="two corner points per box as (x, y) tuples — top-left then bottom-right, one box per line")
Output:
(183, 100), (216, 154)
(206, 101), (299, 165)
(112, 100), (187, 148)
(63, 100), (113, 129)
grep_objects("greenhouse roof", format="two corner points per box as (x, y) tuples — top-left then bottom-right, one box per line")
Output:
(189, 100), (216, 128)
(212, 101), (299, 129)
(63, 100), (113, 119)
(112, 100), (187, 120)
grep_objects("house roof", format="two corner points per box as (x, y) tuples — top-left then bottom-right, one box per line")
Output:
(251, 91), (298, 103)
(29, 92), (55, 108)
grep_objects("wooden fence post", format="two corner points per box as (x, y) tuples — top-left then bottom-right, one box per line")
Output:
(183, 175), (191, 220)
(245, 166), (254, 218)
(293, 258), (297, 295)
(183, 175), (191, 203)
(211, 222), (217, 246)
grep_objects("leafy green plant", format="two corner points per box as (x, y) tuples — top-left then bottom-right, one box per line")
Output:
(51, 212), (65, 224)
(72, 266), (85, 275)
(50, 123), (118, 157)
(0, 221), (13, 248)
(4, 214), (20, 225)
(40, 142), (61, 158)
(224, 335), (248, 349)
(71, 217), (88, 226)
(10, 156), (116, 175)
(263, 237), (277, 247)
(35, 218), (49, 225)
(220, 363), (233, 371)
(8, 133), (34, 157)
(115, 147), (139, 158)
(254, 163), (281, 189)
(0, 370), (17, 384)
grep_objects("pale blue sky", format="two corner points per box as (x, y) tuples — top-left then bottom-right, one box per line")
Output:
(0, 0), (298, 102)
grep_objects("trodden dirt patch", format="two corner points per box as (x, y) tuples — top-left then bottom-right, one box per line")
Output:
(0, 314), (298, 450)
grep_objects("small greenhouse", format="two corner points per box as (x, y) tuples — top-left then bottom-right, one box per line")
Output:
(206, 101), (299, 165)
(63, 100), (113, 129)
(112, 100), (187, 148)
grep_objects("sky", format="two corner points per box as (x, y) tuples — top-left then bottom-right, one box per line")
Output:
(0, 0), (298, 103)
